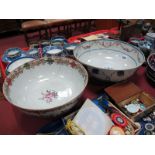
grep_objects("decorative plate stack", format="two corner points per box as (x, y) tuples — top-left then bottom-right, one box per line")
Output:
(146, 53), (155, 85)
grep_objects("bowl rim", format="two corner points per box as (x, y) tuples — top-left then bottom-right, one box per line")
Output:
(147, 53), (155, 72)
(73, 39), (145, 71)
(3, 57), (88, 111)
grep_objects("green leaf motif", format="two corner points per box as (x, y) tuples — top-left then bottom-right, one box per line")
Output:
(24, 63), (31, 70)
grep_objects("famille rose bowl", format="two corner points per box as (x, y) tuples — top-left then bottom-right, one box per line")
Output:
(74, 39), (145, 82)
(3, 57), (88, 117)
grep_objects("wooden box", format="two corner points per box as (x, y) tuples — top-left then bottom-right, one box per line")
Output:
(105, 82), (155, 121)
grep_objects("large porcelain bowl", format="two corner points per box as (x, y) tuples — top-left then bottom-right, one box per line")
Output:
(3, 57), (88, 117)
(74, 39), (145, 82)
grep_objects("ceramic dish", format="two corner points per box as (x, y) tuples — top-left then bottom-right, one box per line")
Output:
(146, 66), (155, 77)
(74, 39), (145, 82)
(51, 36), (68, 46)
(138, 40), (152, 58)
(43, 46), (64, 57)
(147, 53), (155, 72)
(125, 103), (140, 114)
(2, 48), (27, 64)
(64, 43), (79, 56)
(40, 40), (51, 48)
(51, 36), (68, 43)
(109, 126), (125, 135)
(6, 57), (35, 75)
(129, 37), (141, 46)
(4, 48), (22, 59)
(3, 57), (88, 117)
(27, 48), (39, 58)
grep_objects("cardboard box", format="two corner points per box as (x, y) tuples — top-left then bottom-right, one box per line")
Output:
(105, 81), (155, 121)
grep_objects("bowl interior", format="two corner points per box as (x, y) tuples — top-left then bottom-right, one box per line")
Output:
(78, 49), (137, 70)
(74, 39), (145, 70)
(3, 58), (87, 110)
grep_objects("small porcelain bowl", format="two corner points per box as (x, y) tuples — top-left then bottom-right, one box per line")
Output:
(43, 46), (64, 57)
(40, 40), (51, 48)
(64, 43), (79, 56)
(51, 36), (68, 46)
(138, 40), (152, 58)
(5, 48), (22, 59)
(2, 48), (26, 64)
(27, 48), (39, 58)
(51, 36), (68, 42)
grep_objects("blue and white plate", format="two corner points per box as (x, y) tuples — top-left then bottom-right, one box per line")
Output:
(43, 46), (64, 57)
(6, 57), (35, 75)
(2, 48), (26, 64)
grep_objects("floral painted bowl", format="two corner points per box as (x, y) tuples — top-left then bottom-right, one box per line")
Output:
(6, 57), (35, 75)
(43, 46), (64, 57)
(3, 57), (88, 117)
(74, 39), (145, 82)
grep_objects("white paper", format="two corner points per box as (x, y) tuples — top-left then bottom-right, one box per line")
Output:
(73, 99), (114, 135)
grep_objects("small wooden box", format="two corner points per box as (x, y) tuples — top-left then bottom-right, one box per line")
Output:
(105, 82), (155, 121)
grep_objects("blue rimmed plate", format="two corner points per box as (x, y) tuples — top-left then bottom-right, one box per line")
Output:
(6, 56), (35, 75)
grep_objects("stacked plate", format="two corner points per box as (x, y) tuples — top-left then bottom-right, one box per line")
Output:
(138, 40), (152, 58)
(146, 53), (155, 85)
